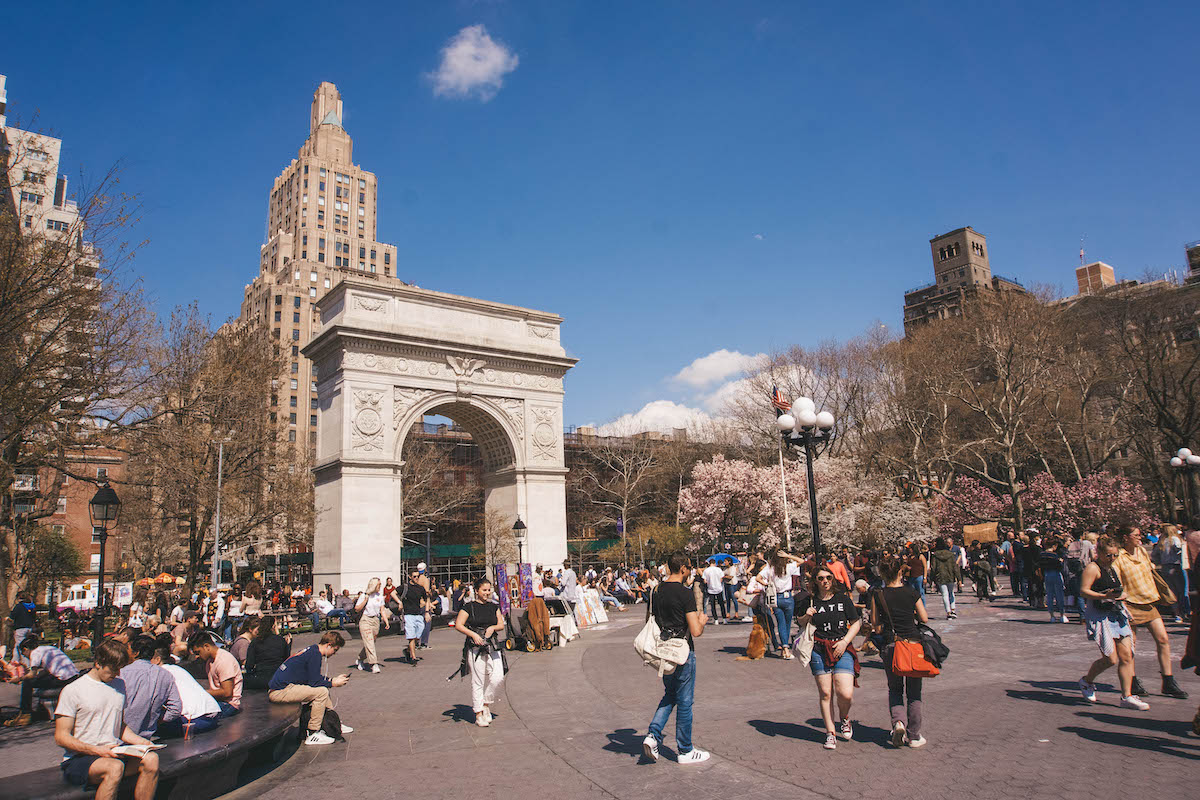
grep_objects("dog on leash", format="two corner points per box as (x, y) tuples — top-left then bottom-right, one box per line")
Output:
(735, 622), (768, 661)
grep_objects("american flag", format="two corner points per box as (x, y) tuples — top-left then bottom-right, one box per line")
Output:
(770, 385), (790, 413)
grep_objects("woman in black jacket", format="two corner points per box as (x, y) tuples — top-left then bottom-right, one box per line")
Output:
(244, 614), (291, 690)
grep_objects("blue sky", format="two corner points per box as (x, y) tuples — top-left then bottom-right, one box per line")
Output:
(5, 1), (1199, 429)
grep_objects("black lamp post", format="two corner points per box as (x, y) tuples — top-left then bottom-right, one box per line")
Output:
(88, 483), (121, 648)
(512, 517), (528, 565)
(646, 537), (658, 565)
(775, 396), (835, 564)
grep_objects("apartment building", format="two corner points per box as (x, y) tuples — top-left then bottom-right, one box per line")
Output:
(238, 82), (403, 455)
(902, 226), (1027, 332)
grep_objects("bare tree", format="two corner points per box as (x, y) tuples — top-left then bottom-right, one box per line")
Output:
(399, 436), (482, 531)
(572, 425), (662, 559)
(0, 143), (156, 640)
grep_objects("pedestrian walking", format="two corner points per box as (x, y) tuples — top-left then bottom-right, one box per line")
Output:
(642, 553), (710, 765)
(1076, 536), (1146, 710)
(870, 556), (929, 748)
(1112, 526), (1189, 699)
(796, 566), (862, 750)
(770, 552), (800, 659)
(905, 543), (927, 604)
(354, 577), (384, 674)
(1040, 536), (1070, 623)
(930, 538), (960, 620)
(452, 578), (507, 727)
(701, 558), (727, 624)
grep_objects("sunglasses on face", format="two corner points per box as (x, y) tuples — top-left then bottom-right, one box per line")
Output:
(816, 575), (834, 581)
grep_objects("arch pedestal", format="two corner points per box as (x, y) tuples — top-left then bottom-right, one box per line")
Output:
(302, 280), (577, 591)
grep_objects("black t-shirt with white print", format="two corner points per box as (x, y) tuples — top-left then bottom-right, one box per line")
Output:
(801, 591), (858, 640)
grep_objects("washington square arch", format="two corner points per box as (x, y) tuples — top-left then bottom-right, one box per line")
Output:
(302, 278), (577, 590)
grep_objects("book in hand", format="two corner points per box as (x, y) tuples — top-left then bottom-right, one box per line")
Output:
(112, 744), (166, 758)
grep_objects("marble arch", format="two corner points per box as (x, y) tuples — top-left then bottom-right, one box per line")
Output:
(303, 279), (577, 591)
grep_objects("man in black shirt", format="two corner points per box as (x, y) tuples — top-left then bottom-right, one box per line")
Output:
(401, 573), (429, 666)
(642, 553), (710, 765)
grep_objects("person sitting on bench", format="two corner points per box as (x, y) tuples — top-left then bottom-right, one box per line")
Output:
(54, 638), (160, 800)
(188, 632), (242, 717)
(4, 636), (80, 728)
(268, 631), (352, 746)
(119, 636), (182, 738)
(156, 643), (222, 738)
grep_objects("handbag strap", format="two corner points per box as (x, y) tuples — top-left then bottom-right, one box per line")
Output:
(875, 587), (897, 634)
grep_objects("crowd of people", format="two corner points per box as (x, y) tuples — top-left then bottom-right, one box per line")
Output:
(3, 520), (1197, 788)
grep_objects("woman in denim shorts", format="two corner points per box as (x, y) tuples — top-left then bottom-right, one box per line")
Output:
(796, 566), (862, 751)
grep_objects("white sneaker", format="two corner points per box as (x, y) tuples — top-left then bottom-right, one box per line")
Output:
(906, 735), (927, 748)
(839, 718), (854, 741)
(1078, 678), (1097, 703)
(1061, 616), (1071, 624)
(678, 747), (710, 764)
(483, 707), (493, 724)
(305, 730), (335, 746)
(741, 615), (753, 623)
(823, 732), (837, 750)
(891, 721), (906, 748)
(339, 724), (354, 734)
(355, 660), (367, 671)
(370, 664), (382, 674)
(1120, 695), (1150, 711)
(642, 735), (659, 762)
(476, 712), (490, 727)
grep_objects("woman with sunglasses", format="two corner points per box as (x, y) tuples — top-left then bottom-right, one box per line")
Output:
(796, 565), (862, 750)
(1077, 536), (1147, 710)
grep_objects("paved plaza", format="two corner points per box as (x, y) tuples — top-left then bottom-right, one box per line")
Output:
(3, 590), (1196, 799)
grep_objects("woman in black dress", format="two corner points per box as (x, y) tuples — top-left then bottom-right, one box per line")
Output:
(454, 578), (506, 727)
(870, 555), (930, 748)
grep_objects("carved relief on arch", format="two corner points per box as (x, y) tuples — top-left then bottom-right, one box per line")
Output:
(486, 397), (525, 442)
(351, 390), (385, 452)
(393, 387), (436, 430)
(530, 406), (558, 462)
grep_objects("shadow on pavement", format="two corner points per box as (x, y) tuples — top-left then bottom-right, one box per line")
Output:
(1059, 725), (1200, 759)
(1005, 689), (1086, 706)
(747, 719), (825, 743)
(603, 728), (646, 758)
(442, 705), (475, 723)
(1076, 710), (1195, 738)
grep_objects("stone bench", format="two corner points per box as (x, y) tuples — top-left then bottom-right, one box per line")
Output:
(0, 691), (301, 800)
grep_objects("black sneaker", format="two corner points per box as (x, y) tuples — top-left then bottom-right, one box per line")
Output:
(1131, 676), (1150, 697)
(1163, 675), (1190, 700)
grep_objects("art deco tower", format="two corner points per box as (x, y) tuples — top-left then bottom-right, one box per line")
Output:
(239, 82), (402, 455)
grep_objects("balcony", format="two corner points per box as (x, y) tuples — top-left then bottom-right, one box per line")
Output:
(14, 474), (38, 492)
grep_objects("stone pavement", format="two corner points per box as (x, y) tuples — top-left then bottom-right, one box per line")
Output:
(3, 590), (1197, 799)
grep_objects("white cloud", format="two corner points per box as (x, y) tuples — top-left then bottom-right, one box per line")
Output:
(597, 401), (712, 437)
(753, 233), (764, 240)
(672, 349), (766, 389)
(427, 24), (519, 102)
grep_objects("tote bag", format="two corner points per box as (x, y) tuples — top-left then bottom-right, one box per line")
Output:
(633, 589), (691, 676)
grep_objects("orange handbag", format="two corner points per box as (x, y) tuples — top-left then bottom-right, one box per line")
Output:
(891, 639), (940, 678)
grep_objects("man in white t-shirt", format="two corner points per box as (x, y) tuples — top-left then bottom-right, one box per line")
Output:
(158, 642), (221, 738)
(54, 638), (159, 798)
(701, 558), (727, 624)
(560, 561), (580, 607)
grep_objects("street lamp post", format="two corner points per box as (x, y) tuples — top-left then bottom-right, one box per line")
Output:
(775, 396), (835, 564)
(1168, 447), (1200, 525)
(88, 483), (121, 648)
(210, 438), (231, 588)
(646, 537), (657, 565)
(512, 517), (528, 565)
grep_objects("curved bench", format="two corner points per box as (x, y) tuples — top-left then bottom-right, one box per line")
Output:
(0, 692), (300, 800)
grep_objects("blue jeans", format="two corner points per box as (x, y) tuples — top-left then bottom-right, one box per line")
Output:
(158, 714), (220, 738)
(908, 576), (925, 604)
(724, 585), (739, 615)
(216, 701), (240, 718)
(1044, 570), (1066, 616)
(647, 650), (696, 753)
(938, 583), (955, 615)
(772, 594), (795, 649)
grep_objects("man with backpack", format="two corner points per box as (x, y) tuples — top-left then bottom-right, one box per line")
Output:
(641, 553), (709, 765)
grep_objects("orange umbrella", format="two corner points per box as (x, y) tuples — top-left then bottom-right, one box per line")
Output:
(154, 573), (175, 584)
(136, 577), (153, 586)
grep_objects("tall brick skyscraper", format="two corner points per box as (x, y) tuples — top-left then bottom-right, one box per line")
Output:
(239, 82), (403, 455)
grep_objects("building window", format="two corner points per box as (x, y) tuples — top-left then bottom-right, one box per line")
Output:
(290, 396), (298, 408)
(319, 181), (325, 192)
(97, 468), (108, 480)
(304, 165), (309, 174)
(310, 415), (318, 427)
(370, 249), (376, 260)
(29, 149), (48, 161)
(57, 497), (68, 513)
(311, 398), (319, 409)
(92, 526), (105, 544)
(288, 430), (296, 443)
(318, 252), (325, 263)
(291, 361), (299, 373)
(274, 311), (281, 322)
(292, 345), (299, 356)
(309, 287), (317, 297)
(292, 312), (300, 323)
(24, 215), (32, 228)
(324, 278), (331, 288)
(289, 413), (297, 424)
(90, 554), (101, 570)
(359, 179), (365, 188)
(384, 252), (390, 265)
(301, 250), (307, 259)
(290, 378), (298, 389)
(292, 329), (300, 341)
(320, 168), (326, 176)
